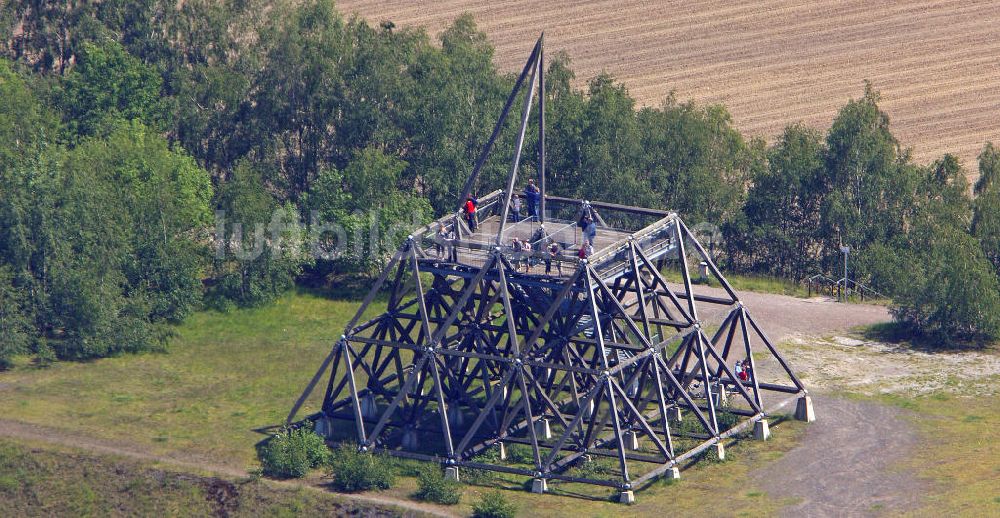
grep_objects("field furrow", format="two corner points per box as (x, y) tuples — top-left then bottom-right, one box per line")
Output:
(338, 0), (1000, 167)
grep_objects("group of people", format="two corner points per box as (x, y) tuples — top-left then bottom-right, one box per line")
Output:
(734, 358), (753, 382)
(509, 226), (564, 274)
(507, 179), (542, 222)
(434, 224), (459, 262)
(456, 189), (603, 270)
(464, 179), (542, 232)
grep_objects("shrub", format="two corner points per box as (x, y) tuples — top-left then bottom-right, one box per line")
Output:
(869, 225), (1000, 344)
(327, 446), (395, 492)
(413, 467), (462, 505)
(472, 490), (517, 518)
(571, 456), (617, 478)
(463, 448), (501, 485)
(259, 427), (330, 478)
(505, 443), (535, 464)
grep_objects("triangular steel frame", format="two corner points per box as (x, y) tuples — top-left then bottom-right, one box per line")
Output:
(289, 35), (810, 500)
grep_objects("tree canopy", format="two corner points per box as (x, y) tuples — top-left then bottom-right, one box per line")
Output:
(1, 0), (997, 367)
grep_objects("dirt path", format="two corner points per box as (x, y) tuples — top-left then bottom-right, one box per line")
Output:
(752, 394), (925, 517)
(0, 419), (456, 518)
(688, 285), (891, 342)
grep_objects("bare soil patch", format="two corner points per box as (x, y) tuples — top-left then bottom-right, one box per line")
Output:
(784, 335), (1000, 397)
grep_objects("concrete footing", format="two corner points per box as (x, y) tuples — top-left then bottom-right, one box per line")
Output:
(618, 490), (635, 504)
(534, 418), (552, 440)
(712, 385), (728, 408)
(447, 406), (465, 427)
(531, 478), (548, 494)
(664, 466), (680, 480)
(444, 466), (459, 482)
(714, 442), (726, 461)
(313, 415), (333, 438)
(401, 429), (419, 450)
(753, 419), (771, 441)
(669, 406), (682, 422)
(498, 442), (507, 461)
(795, 395), (816, 422)
(624, 431), (640, 450)
(361, 394), (378, 419)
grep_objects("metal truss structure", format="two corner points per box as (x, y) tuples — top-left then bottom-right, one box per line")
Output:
(289, 35), (813, 501)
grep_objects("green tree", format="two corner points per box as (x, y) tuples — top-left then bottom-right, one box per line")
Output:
(66, 120), (213, 321)
(821, 83), (917, 276)
(870, 223), (1000, 344)
(400, 13), (511, 213)
(733, 124), (826, 278)
(251, 0), (350, 198)
(0, 266), (32, 369)
(575, 74), (646, 206)
(62, 40), (168, 136)
(0, 1), (106, 73)
(975, 141), (999, 195)
(212, 161), (305, 307)
(639, 94), (759, 225)
(920, 154), (972, 230)
(303, 147), (432, 275)
(973, 188), (1000, 274)
(973, 142), (1000, 273)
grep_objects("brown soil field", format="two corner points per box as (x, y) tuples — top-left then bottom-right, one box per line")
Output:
(338, 0), (1000, 169)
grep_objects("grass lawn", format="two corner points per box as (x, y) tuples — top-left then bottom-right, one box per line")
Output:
(659, 267), (811, 298)
(399, 422), (806, 517)
(0, 289), (384, 468)
(0, 290), (811, 515)
(868, 390), (1000, 516)
(0, 438), (405, 517)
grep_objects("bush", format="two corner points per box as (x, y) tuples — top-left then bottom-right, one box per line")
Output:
(259, 427), (330, 478)
(870, 225), (1000, 344)
(413, 467), (462, 505)
(571, 456), (617, 478)
(463, 448), (501, 485)
(505, 443), (535, 465)
(472, 490), (517, 518)
(327, 446), (395, 492)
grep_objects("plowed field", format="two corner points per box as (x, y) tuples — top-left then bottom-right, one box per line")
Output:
(338, 0), (1000, 168)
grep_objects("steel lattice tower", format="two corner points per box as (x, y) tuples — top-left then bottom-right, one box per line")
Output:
(289, 35), (814, 502)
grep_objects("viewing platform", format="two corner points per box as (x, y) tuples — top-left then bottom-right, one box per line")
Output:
(412, 189), (679, 282)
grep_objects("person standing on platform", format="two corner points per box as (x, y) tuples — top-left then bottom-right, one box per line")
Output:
(511, 195), (522, 222)
(463, 196), (478, 232)
(524, 179), (541, 221)
(583, 215), (597, 245)
(435, 224), (448, 258)
(446, 228), (458, 262)
(546, 242), (562, 275)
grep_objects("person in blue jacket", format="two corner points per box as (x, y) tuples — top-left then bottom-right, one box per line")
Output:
(524, 179), (541, 221)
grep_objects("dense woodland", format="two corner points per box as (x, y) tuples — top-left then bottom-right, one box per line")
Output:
(1, 0), (998, 368)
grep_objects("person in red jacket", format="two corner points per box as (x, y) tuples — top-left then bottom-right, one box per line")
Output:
(462, 196), (478, 232)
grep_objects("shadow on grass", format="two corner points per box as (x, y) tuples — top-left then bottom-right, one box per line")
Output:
(860, 322), (997, 352)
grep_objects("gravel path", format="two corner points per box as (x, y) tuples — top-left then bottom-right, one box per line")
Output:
(752, 394), (925, 517)
(688, 288), (929, 515)
(688, 285), (891, 342)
